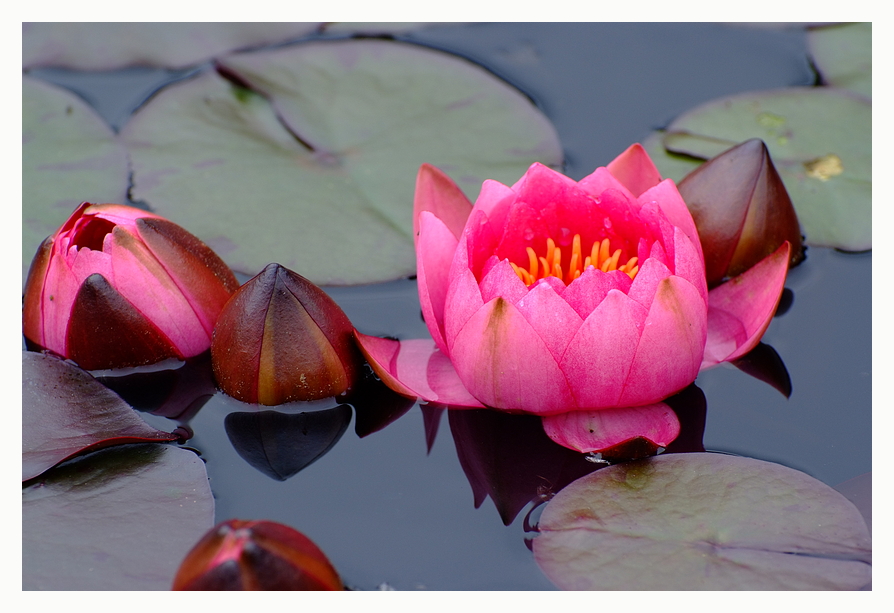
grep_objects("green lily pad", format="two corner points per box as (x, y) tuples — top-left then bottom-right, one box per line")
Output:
(643, 87), (871, 252)
(22, 76), (129, 284)
(808, 23), (871, 99)
(122, 39), (563, 285)
(533, 453), (871, 590)
(22, 22), (321, 70)
(23, 444), (215, 590)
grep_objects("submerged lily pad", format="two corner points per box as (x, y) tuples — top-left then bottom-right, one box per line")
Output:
(23, 444), (214, 590)
(808, 23), (871, 99)
(22, 22), (321, 70)
(533, 453), (871, 590)
(22, 76), (129, 283)
(643, 87), (871, 252)
(123, 39), (563, 285)
(22, 352), (178, 481)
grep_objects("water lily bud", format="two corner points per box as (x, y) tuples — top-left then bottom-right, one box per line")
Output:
(172, 519), (343, 590)
(22, 202), (239, 370)
(677, 138), (805, 287)
(212, 263), (362, 405)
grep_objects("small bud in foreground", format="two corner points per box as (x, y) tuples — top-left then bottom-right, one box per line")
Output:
(211, 263), (362, 405)
(172, 519), (343, 590)
(22, 202), (239, 370)
(677, 139), (804, 287)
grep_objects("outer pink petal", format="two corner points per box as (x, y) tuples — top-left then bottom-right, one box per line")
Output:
(514, 281), (583, 362)
(671, 226), (709, 304)
(638, 179), (704, 264)
(562, 268), (633, 319)
(471, 178), (517, 226)
(413, 164), (472, 241)
(577, 167), (638, 203)
(626, 253), (672, 310)
(701, 241), (791, 369)
(619, 276), (707, 407)
(450, 297), (575, 414)
(541, 403), (680, 453)
(605, 143), (663, 198)
(559, 289), (648, 408)
(416, 211), (459, 354)
(478, 257), (529, 305)
(40, 250), (82, 355)
(354, 332), (485, 407)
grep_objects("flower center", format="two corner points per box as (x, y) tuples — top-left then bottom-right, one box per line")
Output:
(509, 234), (639, 286)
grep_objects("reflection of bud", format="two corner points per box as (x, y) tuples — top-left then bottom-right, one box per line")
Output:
(677, 139), (804, 287)
(212, 263), (362, 405)
(23, 202), (239, 370)
(172, 519), (343, 590)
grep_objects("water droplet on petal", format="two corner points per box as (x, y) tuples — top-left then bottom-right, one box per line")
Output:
(559, 227), (572, 245)
(523, 228), (534, 241)
(603, 217), (612, 229)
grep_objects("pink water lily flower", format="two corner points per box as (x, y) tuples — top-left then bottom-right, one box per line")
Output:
(356, 145), (790, 453)
(23, 202), (239, 370)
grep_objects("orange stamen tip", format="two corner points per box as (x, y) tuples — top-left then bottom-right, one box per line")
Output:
(512, 233), (639, 286)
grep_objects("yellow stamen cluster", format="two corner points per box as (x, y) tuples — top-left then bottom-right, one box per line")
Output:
(510, 234), (639, 286)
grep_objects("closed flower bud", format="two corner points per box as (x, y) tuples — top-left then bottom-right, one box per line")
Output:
(211, 263), (361, 405)
(22, 202), (239, 370)
(677, 138), (805, 287)
(172, 519), (343, 590)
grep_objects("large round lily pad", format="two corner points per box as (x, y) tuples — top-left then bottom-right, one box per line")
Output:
(808, 23), (871, 99)
(533, 453), (871, 590)
(122, 39), (563, 285)
(23, 22), (321, 70)
(23, 443), (215, 590)
(643, 87), (871, 252)
(22, 76), (129, 283)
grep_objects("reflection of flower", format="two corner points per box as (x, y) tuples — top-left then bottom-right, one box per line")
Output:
(23, 202), (239, 370)
(357, 145), (790, 452)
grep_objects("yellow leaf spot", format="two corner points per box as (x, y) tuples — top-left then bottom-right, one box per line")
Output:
(804, 154), (844, 181)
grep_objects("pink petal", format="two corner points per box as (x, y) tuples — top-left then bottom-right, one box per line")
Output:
(353, 332), (484, 407)
(471, 178), (517, 226)
(416, 211), (460, 354)
(619, 276), (707, 407)
(40, 250), (82, 355)
(514, 281), (583, 362)
(562, 268), (633, 319)
(606, 143), (663, 198)
(671, 226), (709, 304)
(450, 297), (575, 414)
(626, 252), (672, 310)
(478, 257), (529, 305)
(541, 403), (680, 453)
(701, 241), (791, 369)
(560, 289), (648, 408)
(413, 164), (473, 241)
(577, 167), (638, 202)
(443, 265), (484, 354)
(638, 179), (704, 264)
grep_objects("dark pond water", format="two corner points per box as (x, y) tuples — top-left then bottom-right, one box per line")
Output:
(28, 23), (871, 590)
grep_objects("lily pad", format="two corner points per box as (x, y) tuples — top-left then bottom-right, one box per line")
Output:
(23, 443), (215, 590)
(533, 453), (871, 590)
(22, 352), (178, 481)
(808, 23), (871, 99)
(22, 22), (321, 70)
(22, 76), (129, 283)
(123, 39), (563, 285)
(643, 87), (871, 252)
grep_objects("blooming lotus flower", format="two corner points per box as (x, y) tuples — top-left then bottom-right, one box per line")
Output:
(211, 263), (362, 405)
(23, 202), (239, 371)
(356, 145), (790, 453)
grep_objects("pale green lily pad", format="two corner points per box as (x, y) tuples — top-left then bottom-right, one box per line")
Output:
(808, 23), (871, 99)
(23, 444), (215, 590)
(22, 22), (321, 70)
(533, 453), (871, 590)
(122, 39), (563, 285)
(643, 87), (871, 252)
(22, 76), (130, 284)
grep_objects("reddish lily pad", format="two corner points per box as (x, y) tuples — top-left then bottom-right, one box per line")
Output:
(123, 39), (562, 285)
(22, 352), (178, 481)
(22, 22), (321, 70)
(22, 76), (129, 284)
(23, 443), (215, 590)
(643, 87), (871, 252)
(808, 23), (871, 99)
(533, 453), (871, 590)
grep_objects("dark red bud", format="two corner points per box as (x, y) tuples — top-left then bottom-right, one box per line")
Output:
(172, 519), (343, 590)
(211, 263), (362, 405)
(677, 139), (805, 287)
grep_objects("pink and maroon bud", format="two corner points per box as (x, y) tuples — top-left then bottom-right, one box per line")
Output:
(677, 138), (805, 287)
(211, 263), (362, 405)
(22, 202), (239, 370)
(172, 519), (343, 590)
